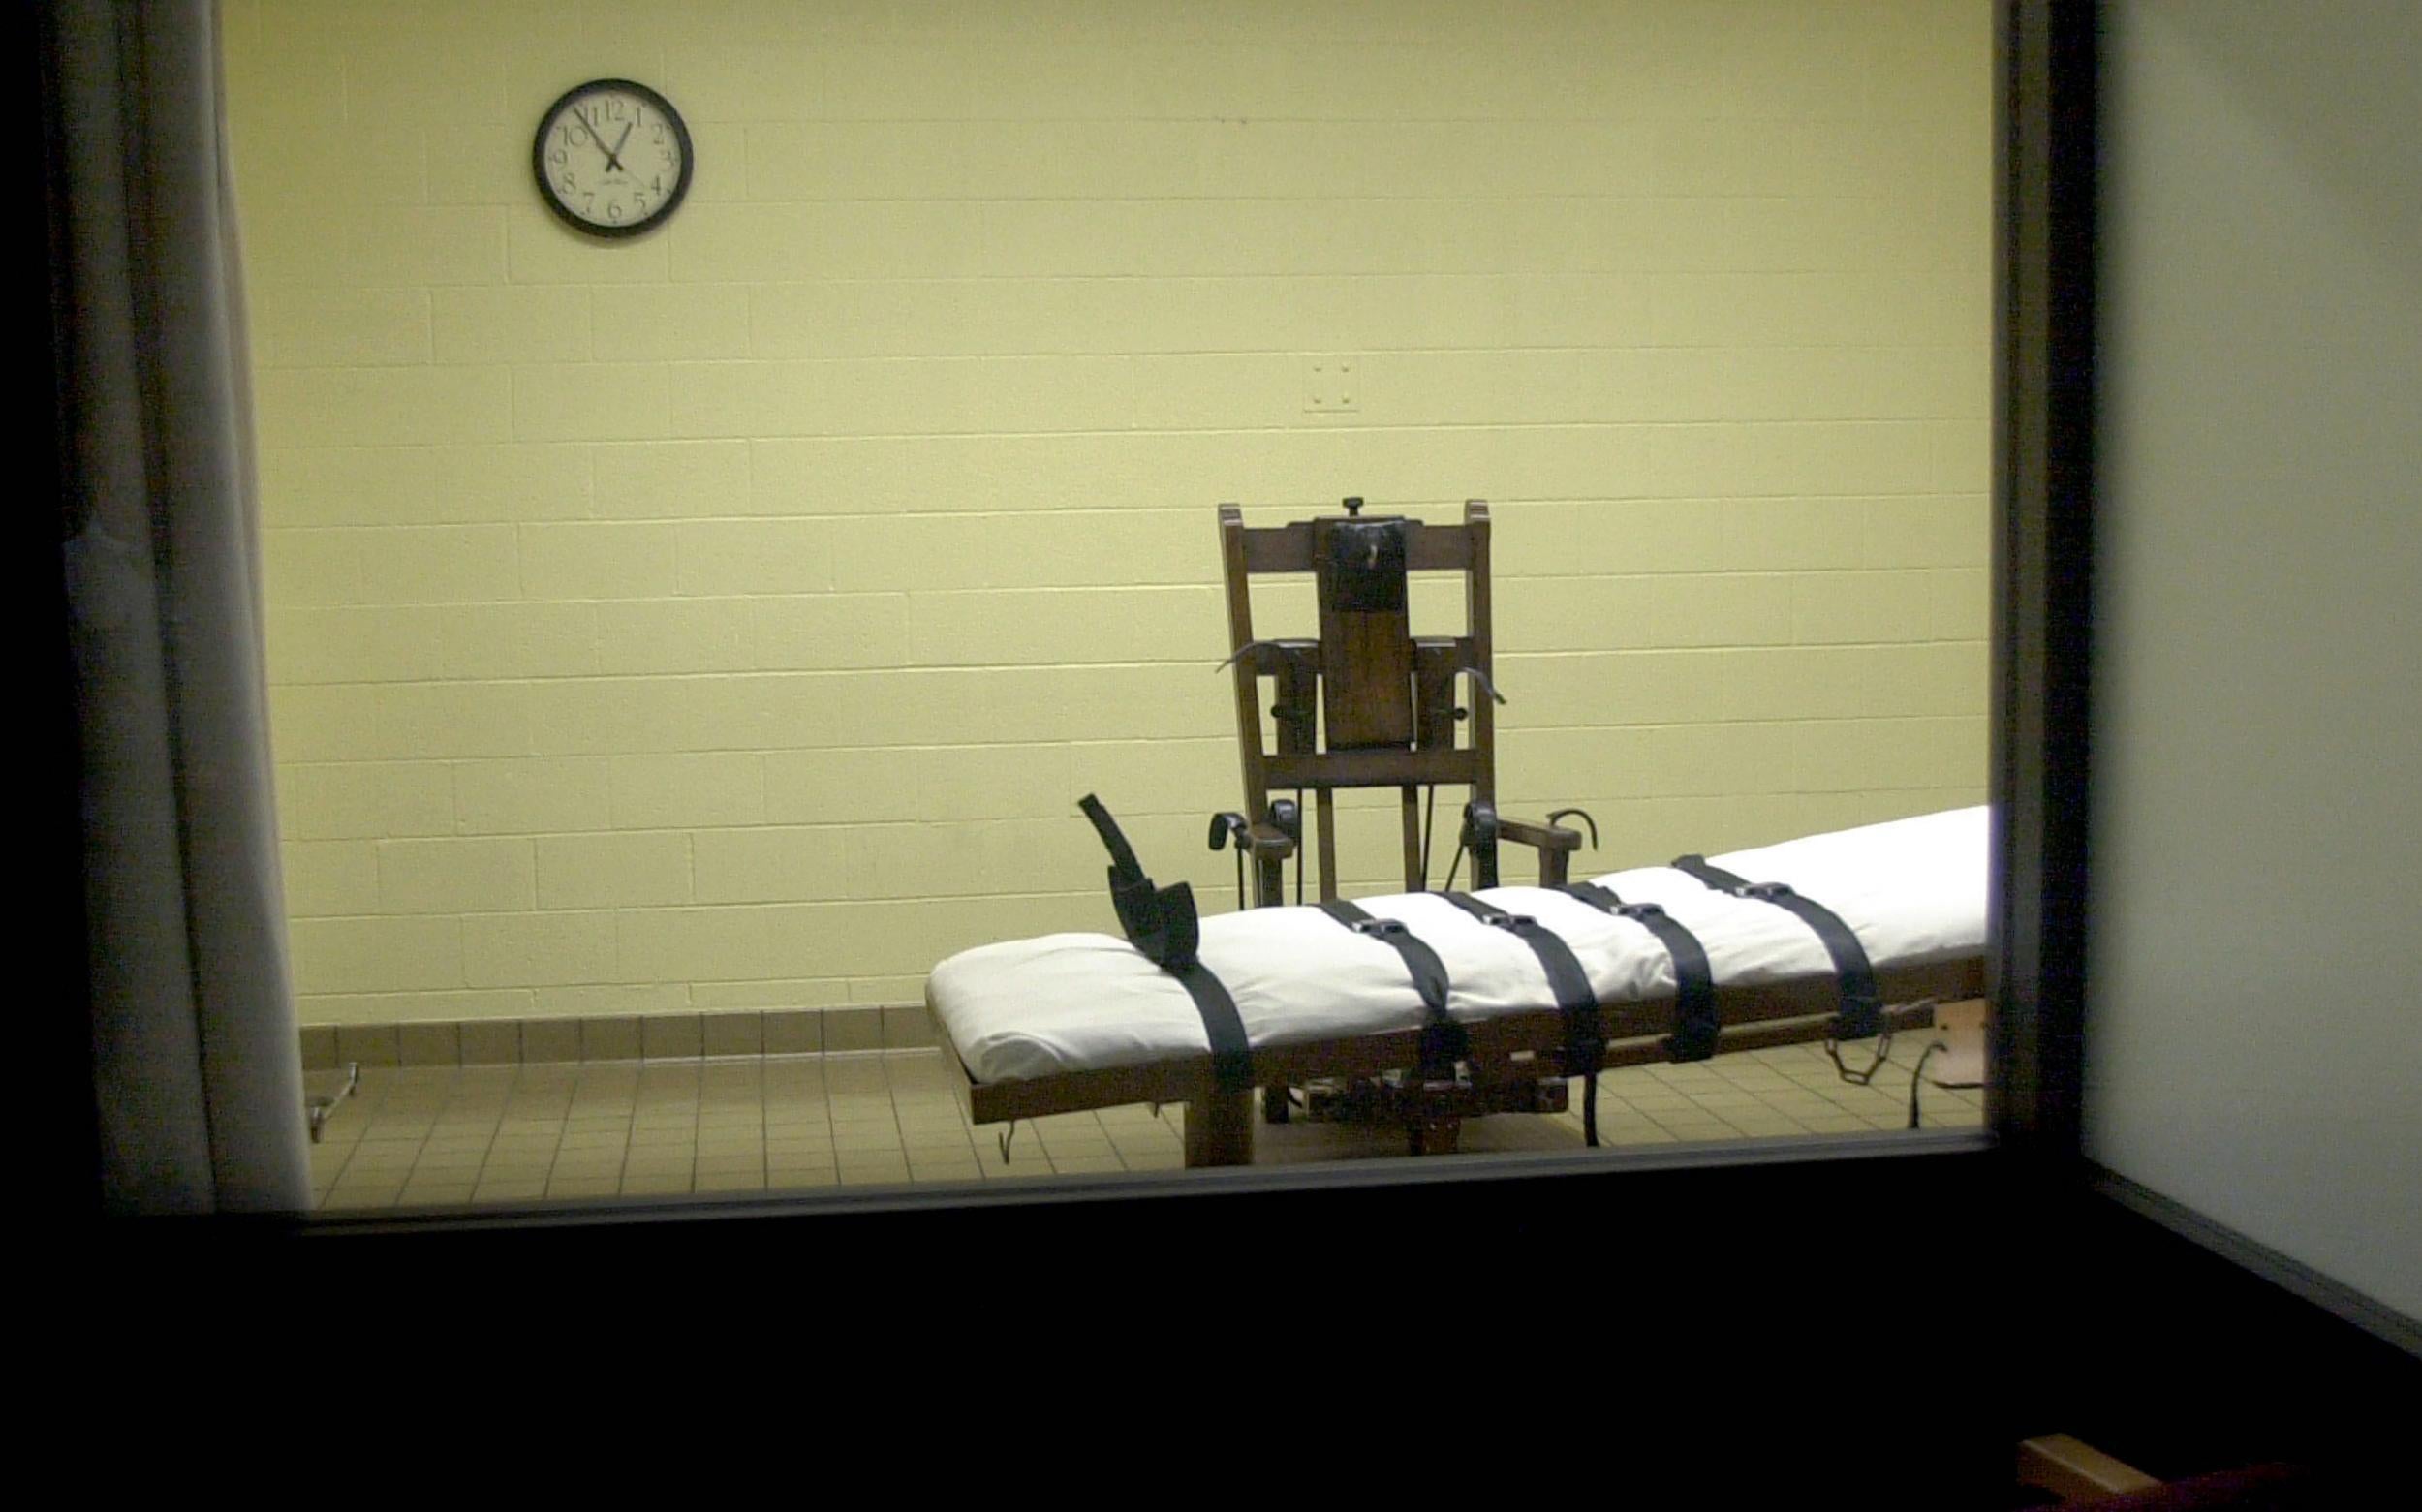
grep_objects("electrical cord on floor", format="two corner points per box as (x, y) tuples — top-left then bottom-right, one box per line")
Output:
(1908, 1037), (1948, 1129)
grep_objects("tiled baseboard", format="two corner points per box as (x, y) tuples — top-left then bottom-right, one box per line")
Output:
(299, 1004), (933, 1071)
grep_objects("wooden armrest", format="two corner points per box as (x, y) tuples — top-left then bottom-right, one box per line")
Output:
(1242, 821), (1296, 859)
(1498, 817), (1582, 851)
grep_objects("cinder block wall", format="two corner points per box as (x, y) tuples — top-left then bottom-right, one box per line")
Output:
(227, 0), (1993, 1030)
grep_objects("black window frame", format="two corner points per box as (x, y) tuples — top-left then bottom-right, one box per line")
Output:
(61, 12), (2413, 1484)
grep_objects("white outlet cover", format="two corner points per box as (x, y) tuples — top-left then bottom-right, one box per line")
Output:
(1306, 357), (1359, 411)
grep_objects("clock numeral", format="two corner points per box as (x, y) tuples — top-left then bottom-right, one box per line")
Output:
(653, 125), (667, 144)
(582, 193), (595, 212)
(561, 170), (577, 193)
(607, 201), (625, 222)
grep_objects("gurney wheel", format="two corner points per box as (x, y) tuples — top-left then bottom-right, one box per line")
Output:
(1260, 1086), (1290, 1124)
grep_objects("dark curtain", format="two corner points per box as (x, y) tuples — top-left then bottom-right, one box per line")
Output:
(50, 0), (307, 1213)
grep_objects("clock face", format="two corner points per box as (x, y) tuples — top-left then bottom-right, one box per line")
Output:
(533, 79), (692, 237)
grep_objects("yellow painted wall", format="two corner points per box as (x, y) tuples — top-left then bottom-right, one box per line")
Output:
(226, 0), (1993, 1030)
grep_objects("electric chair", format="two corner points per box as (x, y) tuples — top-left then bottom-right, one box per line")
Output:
(1205, 497), (1596, 1152)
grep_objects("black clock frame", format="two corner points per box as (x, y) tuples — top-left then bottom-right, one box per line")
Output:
(532, 77), (694, 239)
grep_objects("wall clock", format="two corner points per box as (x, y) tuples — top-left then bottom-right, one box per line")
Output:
(533, 78), (692, 237)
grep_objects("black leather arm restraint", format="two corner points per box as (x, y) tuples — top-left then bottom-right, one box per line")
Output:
(1557, 882), (1720, 1063)
(1669, 855), (1890, 1084)
(1316, 900), (1465, 1082)
(1078, 795), (1252, 1095)
(1439, 891), (1606, 1145)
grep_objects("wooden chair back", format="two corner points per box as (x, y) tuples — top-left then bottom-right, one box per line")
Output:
(1217, 498), (1502, 902)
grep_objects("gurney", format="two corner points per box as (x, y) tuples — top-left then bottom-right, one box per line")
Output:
(922, 497), (1987, 1166)
(928, 803), (1988, 1167)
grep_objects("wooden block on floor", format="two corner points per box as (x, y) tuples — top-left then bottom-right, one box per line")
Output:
(2016, 1434), (2160, 1501)
(1929, 998), (1988, 1088)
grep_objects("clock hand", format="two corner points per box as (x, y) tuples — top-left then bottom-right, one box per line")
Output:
(609, 120), (636, 172)
(574, 107), (629, 173)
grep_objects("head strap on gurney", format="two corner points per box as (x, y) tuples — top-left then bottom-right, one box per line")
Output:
(1438, 891), (1605, 1146)
(1558, 883), (1720, 1064)
(1078, 795), (1251, 1095)
(1671, 855), (1890, 1084)
(1317, 901), (1464, 1081)
(1082, 792), (1199, 968)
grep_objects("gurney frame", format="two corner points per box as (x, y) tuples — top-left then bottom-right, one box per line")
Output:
(931, 954), (1984, 1168)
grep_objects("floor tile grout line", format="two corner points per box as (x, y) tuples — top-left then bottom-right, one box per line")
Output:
(319, 1043), (1988, 1210)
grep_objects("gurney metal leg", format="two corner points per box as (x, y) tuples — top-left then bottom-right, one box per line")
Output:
(306, 1062), (361, 1145)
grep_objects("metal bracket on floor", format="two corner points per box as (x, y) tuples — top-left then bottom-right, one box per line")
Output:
(306, 1062), (362, 1145)
(998, 1120), (1017, 1163)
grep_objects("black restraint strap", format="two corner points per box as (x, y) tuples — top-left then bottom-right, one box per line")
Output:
(1318, 900), (1463, 1079)
(1670, 855), (1882, 1043)
(1172, 965), (1252, 1095)
(1077, 794), (1251, 1095)
(1558, 883), (1720, 1063)
(1438, 890), (1604, 1145)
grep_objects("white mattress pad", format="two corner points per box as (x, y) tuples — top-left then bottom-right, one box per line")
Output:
(928, 806), (1988, 1085)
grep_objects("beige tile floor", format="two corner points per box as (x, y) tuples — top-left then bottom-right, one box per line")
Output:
(308, 1033), (1984, 1212)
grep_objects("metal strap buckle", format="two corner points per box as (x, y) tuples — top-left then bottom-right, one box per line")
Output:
(1740, 880), (1796, 902)
(1616, 902), (1666, 921)
(1483, 911), (1537, 931)
(1351, 916), (1407, 939)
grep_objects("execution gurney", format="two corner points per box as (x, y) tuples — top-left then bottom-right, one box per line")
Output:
(929, 804), (1988, 1167)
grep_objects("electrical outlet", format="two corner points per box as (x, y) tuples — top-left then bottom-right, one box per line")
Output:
(1304, 357), (1358, 413)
